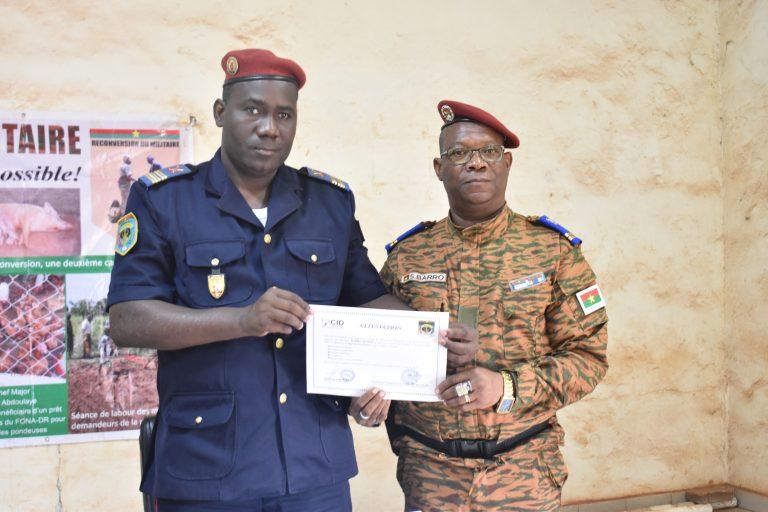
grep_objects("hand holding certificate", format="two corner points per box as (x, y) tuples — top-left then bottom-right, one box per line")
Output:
(306, 305), (449, 401)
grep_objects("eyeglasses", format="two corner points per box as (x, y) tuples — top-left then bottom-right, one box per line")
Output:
(440, 144), (505, 165)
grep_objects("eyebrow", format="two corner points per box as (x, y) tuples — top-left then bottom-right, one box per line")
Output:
(239, 99), (296, 115)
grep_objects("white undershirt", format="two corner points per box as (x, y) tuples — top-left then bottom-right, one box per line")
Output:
(252, 207), (268, 227)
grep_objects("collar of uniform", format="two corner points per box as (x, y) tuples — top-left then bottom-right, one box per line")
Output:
(448, 205), (511, 243)
(204, 149), (302, 229)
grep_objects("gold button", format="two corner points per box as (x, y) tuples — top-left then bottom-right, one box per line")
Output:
(279, 393), (287, 404)
(211, 258), (220, 267)
(195, 416), (203, 424)
(310, 254), (318, 263)
(275, 338), (284, 349)
(263, 233), (272, 244)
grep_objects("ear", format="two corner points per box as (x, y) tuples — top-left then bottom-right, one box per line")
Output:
(433, 157), (443, 181)
(503, 151), (513, 170)
(213, 99), (226, 127)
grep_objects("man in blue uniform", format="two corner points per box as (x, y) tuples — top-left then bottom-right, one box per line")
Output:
(108, 49), (477, 511)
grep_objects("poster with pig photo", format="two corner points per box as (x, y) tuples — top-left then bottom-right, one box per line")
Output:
(0, 111), (191, 447)
(0, 188), (80, 257)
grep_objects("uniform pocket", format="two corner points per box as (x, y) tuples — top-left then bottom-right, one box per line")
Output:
(162, 391), (236, 480)
(396, 281), (447, 312)
(183, 240), (253, 307)
(285, 238), (339, 301)
(537, 443), (568, 488)
(501, 280), (552, 359)
(314, 399), (356, 463)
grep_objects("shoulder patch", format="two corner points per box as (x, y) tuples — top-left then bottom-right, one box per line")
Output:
(138, 164), (195, 188)
(527, 215), (582, 246)
(300, 167), (350, 191)
(385, 221), (436, 253)
(115, 212), (138, 256)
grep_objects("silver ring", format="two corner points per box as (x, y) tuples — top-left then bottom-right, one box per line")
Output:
(455, 380), (472, 397)
(463, 394), (471, 403)
(358, 410), (371, 421)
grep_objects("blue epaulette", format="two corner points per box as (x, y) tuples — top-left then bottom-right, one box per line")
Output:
(528, 215), (582, 246)
(385, 221), (436, 253)
(300, 167), (350, 192)
(138, 164), (195, 188)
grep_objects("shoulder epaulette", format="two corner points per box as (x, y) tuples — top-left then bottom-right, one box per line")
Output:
(138, 164), (195, 188)
(385, 221), (436, 253)
(527, 215), (582, 246)
(300, 167), (350, 192)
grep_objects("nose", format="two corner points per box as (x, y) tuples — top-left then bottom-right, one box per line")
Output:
(465, 149), (487, 171)
(256, 115), (279, 138)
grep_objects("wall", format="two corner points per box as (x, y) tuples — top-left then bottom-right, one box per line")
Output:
(0, 1), (740, 510)
(720, 0), (768, 495)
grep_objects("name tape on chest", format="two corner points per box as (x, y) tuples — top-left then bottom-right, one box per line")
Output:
(400, 272), (446, 284)
(508, 272), (546, 292)
(576, 284), (606, 315)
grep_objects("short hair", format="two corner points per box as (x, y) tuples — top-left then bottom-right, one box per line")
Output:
(222, 85), (231, 102)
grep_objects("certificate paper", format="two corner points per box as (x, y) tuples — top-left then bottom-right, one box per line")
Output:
(306, 305), (449, 402)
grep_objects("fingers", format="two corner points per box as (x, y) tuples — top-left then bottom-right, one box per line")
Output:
(436, 371), (471, 395)
(270, 288), (311, 319)
(351, 388), (388, 427)
(443, 391), (476, 410)
(439, 324), (479, 368)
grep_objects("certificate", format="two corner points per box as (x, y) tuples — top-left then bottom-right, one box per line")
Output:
(306, 305), (449, 402)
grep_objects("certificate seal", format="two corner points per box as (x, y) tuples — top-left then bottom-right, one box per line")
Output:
(401, 368), (420, 385)
(340, 369), (355, 382)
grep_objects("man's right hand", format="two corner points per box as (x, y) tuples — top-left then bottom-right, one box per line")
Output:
(241, 287), (311, 337)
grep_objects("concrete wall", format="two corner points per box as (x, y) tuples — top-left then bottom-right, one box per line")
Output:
(0, 0), (758, 510)
(720, 0), (768, 495)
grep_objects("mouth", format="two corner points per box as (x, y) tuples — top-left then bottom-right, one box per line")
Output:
(252, 147), (279, 156)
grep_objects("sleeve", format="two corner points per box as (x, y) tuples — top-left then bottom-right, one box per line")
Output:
(337, 192), (387, 306)
(379, 253), (398, 294)
(510, 238), (609, 417)
(106, 184), (176, 309)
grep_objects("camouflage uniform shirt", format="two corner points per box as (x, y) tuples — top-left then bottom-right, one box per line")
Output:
(381, 206), (609, 443)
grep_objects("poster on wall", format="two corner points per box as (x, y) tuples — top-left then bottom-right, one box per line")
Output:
(0, 110), (193, 447)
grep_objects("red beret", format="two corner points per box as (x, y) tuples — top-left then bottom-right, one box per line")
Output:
(437, 100), (519, 148)
(221, 49), (306, 90)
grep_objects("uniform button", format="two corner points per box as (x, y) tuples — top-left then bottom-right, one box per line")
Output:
(210, 257), (220, 267)
(279, 393), (287, 404)
(310, 254), (318, 263)
(275, 338), (284, 349)
(263, 233), (272, 244)
(195, 416), (203, 424)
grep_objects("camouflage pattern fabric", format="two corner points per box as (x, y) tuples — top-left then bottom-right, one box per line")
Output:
(381, 206), (608, 510)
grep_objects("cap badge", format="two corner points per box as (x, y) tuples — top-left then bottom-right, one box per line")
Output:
(440, 104), (454, 122)
(225, 56), (239, 75)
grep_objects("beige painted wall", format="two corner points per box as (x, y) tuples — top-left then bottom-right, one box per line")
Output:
(1, 0), (759, 510)
(720, 0), (768, 495)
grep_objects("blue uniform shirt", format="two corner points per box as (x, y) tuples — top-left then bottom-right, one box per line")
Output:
(107, 150), (386, 501)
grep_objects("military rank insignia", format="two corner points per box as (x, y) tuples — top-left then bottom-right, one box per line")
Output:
(115, 212), (138, 256)
(576, 284), (605, 315)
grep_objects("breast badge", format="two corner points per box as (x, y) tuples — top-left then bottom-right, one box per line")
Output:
(208, 260), (226, 299)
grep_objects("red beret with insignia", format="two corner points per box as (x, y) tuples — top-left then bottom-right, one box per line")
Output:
(221, 49), (306, 89)
(437, 100), (519, 148)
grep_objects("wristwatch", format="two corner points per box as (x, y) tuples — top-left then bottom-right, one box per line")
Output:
(495, 370), (516, 414)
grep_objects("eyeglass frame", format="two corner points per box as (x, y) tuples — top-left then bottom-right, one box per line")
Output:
(439, 144), (507, 165)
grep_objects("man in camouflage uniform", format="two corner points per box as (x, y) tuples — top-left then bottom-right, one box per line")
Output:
(381, 100), (609, 511)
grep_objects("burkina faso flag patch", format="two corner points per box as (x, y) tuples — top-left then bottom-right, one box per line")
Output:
(576, 284), (605, 315)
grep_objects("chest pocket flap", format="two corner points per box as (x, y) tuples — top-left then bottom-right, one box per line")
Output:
(166, 391), (234, 429)
(285, 238), (336, 264)
(185, 240), (245, 268)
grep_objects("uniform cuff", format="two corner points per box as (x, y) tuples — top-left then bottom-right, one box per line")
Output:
(510, 362), (536, 411)
(340, 279), (387, 307)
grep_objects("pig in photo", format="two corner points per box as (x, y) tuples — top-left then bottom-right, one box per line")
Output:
(0, 189), (80, 257)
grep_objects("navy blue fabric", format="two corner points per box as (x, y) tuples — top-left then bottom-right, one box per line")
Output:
(107, 150), (386, 501)
(156, 480), (352, 511)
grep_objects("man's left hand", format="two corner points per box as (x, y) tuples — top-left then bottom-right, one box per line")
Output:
(439, 323), (479, 368)
(437, 367), (504, 412)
